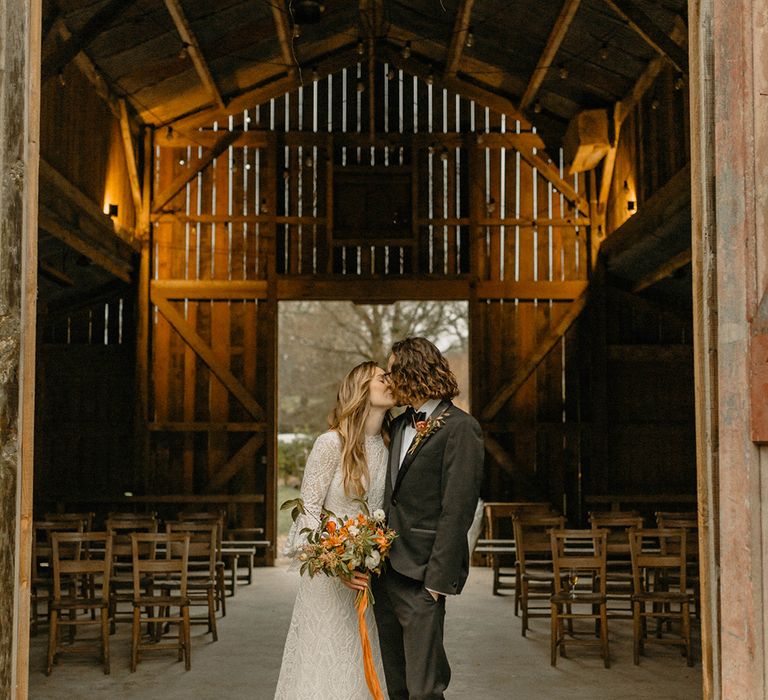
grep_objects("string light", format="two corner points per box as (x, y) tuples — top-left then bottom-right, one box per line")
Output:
(356, 80), (365, 93)
(465, 28), (475, 48)
(558, 65), (569, 80)
(293, 24), (301, 39)
(533, 101), (542, 114)
(598, 44), (609, 61)
(425, 67), (434, 85)
(357, 40), (365, 56)
(401, 40), (411, 59)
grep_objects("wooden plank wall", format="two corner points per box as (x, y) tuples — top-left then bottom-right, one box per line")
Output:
(40, 60), (138, 231)
(151, 61), (589, 536)
(607, 63), (690, 235)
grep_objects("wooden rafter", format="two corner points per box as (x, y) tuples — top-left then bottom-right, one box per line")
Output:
(444, 0), (477, 79)
(42, 0), (134, 81)
(601, 0), (688, 74)
(151, 293), (266, 420)
(519, 0), (581, 111)
(630, 248), (692, 291)
(271, 0), (299, 79)
(151, 129), (240, 213)
(163, 0), (225, 109)
(118, 99), (143, 223)
(204, 433), (265, 493)
(480, 289), (590, 421)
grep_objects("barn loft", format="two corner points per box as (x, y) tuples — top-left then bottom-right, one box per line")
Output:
(0, 0), (765, 697)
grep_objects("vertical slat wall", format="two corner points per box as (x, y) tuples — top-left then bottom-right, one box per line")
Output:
(151, 62), (591, 539)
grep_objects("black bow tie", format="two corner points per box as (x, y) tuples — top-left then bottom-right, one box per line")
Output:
(404, 407), (427, 426)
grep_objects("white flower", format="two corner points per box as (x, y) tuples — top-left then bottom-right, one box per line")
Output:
(365, 550), (381, 570)
(348, 525), (360, 536)
(373, 509), (386, 521)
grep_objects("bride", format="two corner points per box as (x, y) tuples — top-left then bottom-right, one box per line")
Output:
(275, 361), (395, 699)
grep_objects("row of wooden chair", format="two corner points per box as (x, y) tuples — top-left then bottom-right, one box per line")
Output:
(45, 530), (196, 674)
(476, 503), (698, 667)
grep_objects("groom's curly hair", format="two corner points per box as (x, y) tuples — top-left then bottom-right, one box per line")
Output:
(388, 337), (459, 405)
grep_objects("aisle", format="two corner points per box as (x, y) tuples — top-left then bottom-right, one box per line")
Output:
(28, 565), (702, 699)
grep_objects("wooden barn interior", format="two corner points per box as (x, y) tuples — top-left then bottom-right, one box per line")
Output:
(2, 0), (767, 697)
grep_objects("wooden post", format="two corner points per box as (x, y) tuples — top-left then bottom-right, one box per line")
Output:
(0, 1), (41, 697)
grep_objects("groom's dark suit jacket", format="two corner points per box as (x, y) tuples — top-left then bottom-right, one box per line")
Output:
(384, 400), (484, 595)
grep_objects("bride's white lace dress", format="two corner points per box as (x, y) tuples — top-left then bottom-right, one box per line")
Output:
(275, 430), (389, 700)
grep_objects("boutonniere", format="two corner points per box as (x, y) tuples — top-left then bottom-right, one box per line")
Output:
(407, 412), (448, 455)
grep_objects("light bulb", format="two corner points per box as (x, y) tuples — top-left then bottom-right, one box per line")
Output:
(401, 41), (411, 59)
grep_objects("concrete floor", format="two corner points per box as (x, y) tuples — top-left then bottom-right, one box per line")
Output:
(28, 564), (702, 700)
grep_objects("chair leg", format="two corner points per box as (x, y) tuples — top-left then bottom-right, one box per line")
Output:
(514, 564), (521, 616)
(632, 602), (641, 665)
(46, 609), (58, 675)
(683, 602), (693, 667)
(183, 606), (192, 671)
(600, 604), (610, 669)
(521, 580), (528, 636)
(101, 608), (111, 675)
(550, 603), (558, 666)
(217, 566), (227, 616)
(208, 588), (218, 641)
(130, 606), (141, 672)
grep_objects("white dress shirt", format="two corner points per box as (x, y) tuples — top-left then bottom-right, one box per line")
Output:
(398, 398), (442, 468)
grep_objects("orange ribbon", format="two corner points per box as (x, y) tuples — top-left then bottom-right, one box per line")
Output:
(355, 588), (385, 700)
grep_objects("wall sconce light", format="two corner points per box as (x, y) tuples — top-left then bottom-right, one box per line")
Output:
(108, 203), (119, 218)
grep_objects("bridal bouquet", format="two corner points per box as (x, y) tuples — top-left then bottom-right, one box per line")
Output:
(281, 497), (397, 700)
(281, 498), (397, 588)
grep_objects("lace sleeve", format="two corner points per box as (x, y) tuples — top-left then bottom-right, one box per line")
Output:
(283, 431), (340, 558)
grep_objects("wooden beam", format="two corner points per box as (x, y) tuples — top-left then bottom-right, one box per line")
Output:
(601, 0), (688, 73)
(163, 0), (225, 109)
(519, 0), (581, 111)
(39, 261), (74, 287)
(631, 248), (692, 292)
(59, 494), (266, 505)
(480, 289), (590, 421)
(39, 158), (139, 250)
(38, 206), (133, 282)
(270, 0), (299, 79)
(444, 0), (477, 79)
(167, 42), (358, 133)
(483, 435), (540, 494)
(118, 99), (143, 223)
(204, 433), (265, 493)
(149, 422), (267, 432)
(42, 0), (133, 81)
(151, 293), (266, 420)
(152, 128), (240, 213)
(152, 279), (268, 300)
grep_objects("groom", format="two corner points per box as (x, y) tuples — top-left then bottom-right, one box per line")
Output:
(373, 337), (484, 700)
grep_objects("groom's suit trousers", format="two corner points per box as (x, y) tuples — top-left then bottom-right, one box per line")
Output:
(373, 568), (449, 700)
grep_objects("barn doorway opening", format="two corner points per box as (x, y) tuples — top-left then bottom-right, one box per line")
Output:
(276, 299), (469, 548)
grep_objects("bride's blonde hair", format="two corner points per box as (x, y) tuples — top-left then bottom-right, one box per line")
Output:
(328, 361), (383, 497)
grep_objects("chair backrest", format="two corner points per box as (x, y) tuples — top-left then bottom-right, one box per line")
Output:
(176, 511), (224, 554)
(166, 522), (217, 578)
(512, 515), (567, 569)
(589, 513), (644, 557)
(131, 533), (190, 597)
(33, 520), (85, 574)
(629, 528), (688, 594)
(106, 516), (158, 554)
(45, 512), (96, 531)
(655, 511), (697, 529)
(483, 502), (554, 541)
(550, 529), (608, 595)
(51, 532), (112, 601)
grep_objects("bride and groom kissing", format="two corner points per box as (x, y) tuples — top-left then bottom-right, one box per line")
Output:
(275, 336), (485, 700)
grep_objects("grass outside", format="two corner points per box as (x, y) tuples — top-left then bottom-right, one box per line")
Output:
(278, 483), (301, 536)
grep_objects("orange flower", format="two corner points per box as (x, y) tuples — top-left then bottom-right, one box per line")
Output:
(326, 520), (337, 533)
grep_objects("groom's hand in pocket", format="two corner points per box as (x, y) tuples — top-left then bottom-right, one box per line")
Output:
(342, 571), (370, 591)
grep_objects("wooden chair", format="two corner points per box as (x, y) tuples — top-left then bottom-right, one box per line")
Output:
(222, 527), (271, 594)
(656, 512), (700, 618)
(629, 528), (694, 666)
(476, 502), (554, 599)
(166, 521), (219, 641)
(177, 510), (227, 615)
(130, 533), (191, 671)
(589, 512), (644, 619)
(512, 514), (566, 636)
(549, 529), (610, 668)
(106, 515), (158, 631)
(31, 519), (84, 635)
(46, 532), (112, 675)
